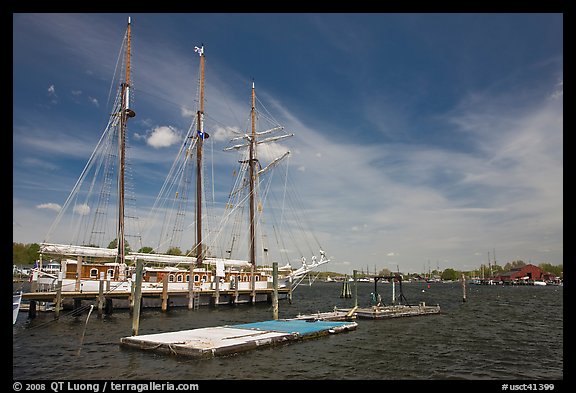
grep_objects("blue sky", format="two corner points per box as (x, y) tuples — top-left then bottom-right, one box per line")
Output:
(13, 13), (563, 274)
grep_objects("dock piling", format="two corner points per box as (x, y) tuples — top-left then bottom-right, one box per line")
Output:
(353, 270), (358, 307)
(272, 262), (278, 320)
(31, 270), (38, 293)
(28, 300), (37, 319)
(54, 272), (63, 319)
(161, 273), (169, 312)
(98, 272), (105, 317)
(131, 260), (143, 336)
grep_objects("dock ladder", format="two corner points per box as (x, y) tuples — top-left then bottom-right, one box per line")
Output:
(192, 289), (200, 310)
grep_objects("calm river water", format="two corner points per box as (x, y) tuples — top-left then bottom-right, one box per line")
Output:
(13, 281), (563, 382)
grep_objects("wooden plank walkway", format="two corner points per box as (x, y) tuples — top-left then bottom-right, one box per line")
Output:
(21, 287), (289, 301)
(292, 308), (357, 321)
(120, 318), (358, 358)
(338, 303), (440, 319)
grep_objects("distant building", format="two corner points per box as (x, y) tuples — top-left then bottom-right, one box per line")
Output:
(493, 264), (544, 284)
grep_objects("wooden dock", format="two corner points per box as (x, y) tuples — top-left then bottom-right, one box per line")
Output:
(292, 307), (357, 321)
(120, 318), (358, 358)
(338, 303), (440, 319)
(21, 287), (291, 317)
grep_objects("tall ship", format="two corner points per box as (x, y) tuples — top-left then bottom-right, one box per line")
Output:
(34, 17), (328, 309)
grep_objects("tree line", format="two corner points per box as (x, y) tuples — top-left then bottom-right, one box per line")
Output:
(12, 241), (194, 266)
(13, 242), (563, 279)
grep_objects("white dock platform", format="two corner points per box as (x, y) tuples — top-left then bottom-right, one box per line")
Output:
(120, 319), (358, 358)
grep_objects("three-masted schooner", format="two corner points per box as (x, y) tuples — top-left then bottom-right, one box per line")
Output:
(34, 17), (328, 310)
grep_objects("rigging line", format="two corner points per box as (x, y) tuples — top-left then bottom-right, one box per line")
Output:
(104, 30), (127, 123)
(203, 177), (254, 260)
(73, 95), (123, 246)
(266, 180), (297, 259)
(267, 172), (312, 258)
(132, 87), (197, 118)
(141, 122), (197, 246)
(284, 177), (318, 253)
(44, 107), (119, 243)
(77, 305), (94, 356)
(268, 175), (309, 258)
(255, 94), (282, 128)
(289, 173), (322, 249)
(279, 152), (290, 230)
(13, 302), (95, 335)
(87, 125), (119, 246)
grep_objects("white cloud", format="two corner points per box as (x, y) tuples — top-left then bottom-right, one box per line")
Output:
(73, 203), (90, 216)
(212, 125), (241, 142)
(147, 126), (182, 148)
(180, 106), (195, 118)
(88, 96), (99, 107)
(36, 203), (61, 212)
(47, 84), (58, 104)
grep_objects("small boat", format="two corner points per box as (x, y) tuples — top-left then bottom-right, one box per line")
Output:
(13, 292), (22, 324)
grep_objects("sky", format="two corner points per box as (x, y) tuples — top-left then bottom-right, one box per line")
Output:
(12, 13), (563, 275)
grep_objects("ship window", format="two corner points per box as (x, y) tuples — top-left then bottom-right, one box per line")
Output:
(177, 274), (183, 282)
(202, 275), (207, 282)
(107, 269), (114, 279)
(169, 274), (175, 282)
(194, 275), (199, 282)
(255, 275), (260, 281)
(90, 268), (98, 278)
(186, 274), (190, 282)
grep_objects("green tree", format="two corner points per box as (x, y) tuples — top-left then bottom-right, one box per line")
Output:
(138, 246), (155, 253)
(504, 260), (526, 271)
(539, 263), (563, 277)
(107, 238), (131, 253)
(440, 268), (459, 281)
(166, 247), (182, 256)
(377, 268), (392, 277)
(13, 242), (39, 265)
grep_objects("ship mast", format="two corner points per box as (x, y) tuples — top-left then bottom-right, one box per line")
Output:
(222, 80), (293, 300)
(118, 16), (136, 275)
(187, 44), (206, 309)
(249, 82), (258, 299)
(249, 82), (257, 268)
(195, 45), (206, 267)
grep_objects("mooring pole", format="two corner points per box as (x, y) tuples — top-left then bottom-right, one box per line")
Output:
(462, 273), (467, 302)
(131, 259), (143, 336)
(353, 270), (358, 308)
(161, 273), (169, 312)
(272, 262), (279, 320)
(288, 276), (293, 304)
(54, 271), (63, 319)
(98, 272), (105, 317)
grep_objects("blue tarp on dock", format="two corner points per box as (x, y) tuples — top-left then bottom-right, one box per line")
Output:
(232, 319), (352, 335)
(120, 318), (358, 358)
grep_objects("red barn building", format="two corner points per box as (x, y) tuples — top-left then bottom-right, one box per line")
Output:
(494, 264), (544, 284)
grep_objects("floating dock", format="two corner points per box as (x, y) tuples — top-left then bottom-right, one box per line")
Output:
(338, 303), (440, 319)
(292, 307), (357, 321)
(120, 318), (358, 358)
